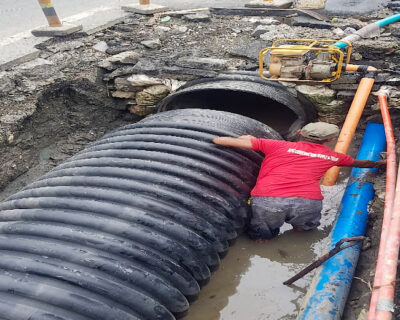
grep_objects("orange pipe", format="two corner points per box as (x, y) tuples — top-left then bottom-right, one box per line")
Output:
(140, 0), (150, 4)
(345, 64), (377, 72)
(368, 94), (396, 319)
(322, 76), (376, 186)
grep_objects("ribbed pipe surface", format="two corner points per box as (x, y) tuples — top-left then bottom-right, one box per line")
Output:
(0, 109), (281, 320)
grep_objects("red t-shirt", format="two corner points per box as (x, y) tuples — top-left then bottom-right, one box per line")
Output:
(251, 139), (355, 200)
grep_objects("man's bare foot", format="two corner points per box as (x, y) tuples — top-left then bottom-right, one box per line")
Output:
(253, 239), (269, 244)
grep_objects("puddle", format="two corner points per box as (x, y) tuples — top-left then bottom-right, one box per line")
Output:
(185, 181), (348, 320)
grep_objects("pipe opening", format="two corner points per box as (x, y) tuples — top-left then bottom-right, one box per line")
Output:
(157, 77), (316, 139)
(157, 89), (298, 135)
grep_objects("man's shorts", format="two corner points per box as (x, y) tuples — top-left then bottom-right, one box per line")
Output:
(247, 196), (323, 240)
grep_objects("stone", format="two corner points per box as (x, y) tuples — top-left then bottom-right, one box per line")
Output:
(248, 17), (280, 26)
(333, 27), (345, 37)
(228, 40), (270, 61)
(111, 91), (136, 99)
(129, 105), (156, 117)
(127, 74), (163, 87)
(98, 60), (115, 71)
(184, 12), (211, 22)
(114, 78), (144, 92)
(17, 58), (55, 78)
(136, 85), (170, 106)
(47, 40), (85, 53)
(175, 57), (229, 71)
(155, 26), (171, 32)
(0, 72), (16, 95)
(315, 100), (347, 114)
(132, 58), (159, 73)
(175, 26), (188, 33)
(122, 3), (168, 15)
(344, 27), (357, 35)
(107, 51), (140, 65)
(296, 85), (336, 105)
(106, 45), (137, 56)
(141, 39), (162, 49)
(93, 41), (109, 53)
(245, 0), (293, 9)
(103, 66), (137, 81)
(31, 22), (82, 37)
(289, 16), (331, 29)
(252, 25), (270, 38)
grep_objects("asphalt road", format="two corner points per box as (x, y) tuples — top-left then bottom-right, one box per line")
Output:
(0, 0), (248, 40)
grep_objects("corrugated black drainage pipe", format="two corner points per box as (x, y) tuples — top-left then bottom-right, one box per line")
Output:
(156, 73), (316, 140)
(0, 109), (281, 320)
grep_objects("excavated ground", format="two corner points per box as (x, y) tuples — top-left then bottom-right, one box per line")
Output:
(0, 8), (399, 320)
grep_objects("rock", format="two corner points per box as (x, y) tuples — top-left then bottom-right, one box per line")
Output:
(136, 85), (170, 106)
(289, 16), (331, 29)
(132, 58), (160, 73)
(248, 17), (280, 26)
(228, 40), (271, 61)
(162, 79), (186, 92)
(111, 90), (136, 99)
(127, 74), (163, 87)
(155, 26), (171, 32)
(0, 72), (16, 95)
(252, 25), (270, 38)
(107, 51), (140, 64)
(296, 85), (336, 105)
(114, 78), (144, 92)
(245, 0), (293, 9)
(333, 27), (345, 37)
(129, 105), (155, 117)
(184, 12), (211, 22)
(175, 26), (188, 33)
(106, 45), (137, 55)
(103, 66), (136, 81)
(93, 41), (109, 53)
(141, 39), (162, 49)
(98, 60), (116, 71)
(114, 25), (134, 32)
(175, 57), (228, 71)
(17, 58), (55, 78)
(344, 27), (357, 35)
(315, 100), (347, 114)
(47, 40), (85, 53)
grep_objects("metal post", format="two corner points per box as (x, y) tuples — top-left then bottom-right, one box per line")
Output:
(37, 0), (62, 27)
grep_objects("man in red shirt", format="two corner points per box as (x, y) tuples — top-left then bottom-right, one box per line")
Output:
(213, 122), (386, 241)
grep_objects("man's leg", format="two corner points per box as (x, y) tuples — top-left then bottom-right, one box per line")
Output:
(247, 197), (287, 241)
(286, 198), (323, 231)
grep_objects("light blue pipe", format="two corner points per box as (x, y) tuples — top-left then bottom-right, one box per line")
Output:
(298, 122), (386, 320)
(334, 13), (400, 48)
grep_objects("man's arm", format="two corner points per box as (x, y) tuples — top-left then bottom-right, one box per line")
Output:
(213, 136), (254, 149)
(347, 159), (387, 168)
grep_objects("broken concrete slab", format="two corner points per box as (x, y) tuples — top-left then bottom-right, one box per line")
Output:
(141, 39), (162, 49)
(252, 25), (271, 37)
(248, 17), (281, 25)
(289, 16), (331, 29)
(31, 22), (83, 37)
(175, 57), (228, 71)
(245, 0), (293, 9)
(228, 40), (270, 61)
(121, 3), (168, 15)
(183, 12), (212, 22)
(107, 51), (141, 65)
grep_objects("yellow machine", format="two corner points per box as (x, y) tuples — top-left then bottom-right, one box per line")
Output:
(259, 39), (353, 83)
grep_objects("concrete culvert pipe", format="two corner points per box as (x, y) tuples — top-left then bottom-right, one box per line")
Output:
(0, 109), (281, 320)
(156, 73), (316, 139)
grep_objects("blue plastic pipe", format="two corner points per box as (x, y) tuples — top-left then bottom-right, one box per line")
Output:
(334, 13), (400, 49)
(298, 122), (386, 320)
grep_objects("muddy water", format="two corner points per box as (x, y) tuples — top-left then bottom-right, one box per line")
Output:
(185, 181), (348, 320)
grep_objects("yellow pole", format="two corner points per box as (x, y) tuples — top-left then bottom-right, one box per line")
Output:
(322, 75), (376, 186)
(37, 0), (62, 27)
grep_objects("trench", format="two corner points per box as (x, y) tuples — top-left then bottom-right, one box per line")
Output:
(0, 78), (357, 320)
